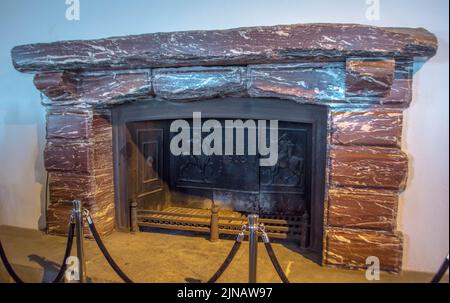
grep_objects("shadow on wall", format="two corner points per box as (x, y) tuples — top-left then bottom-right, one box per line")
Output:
(0, 70), (47, 230)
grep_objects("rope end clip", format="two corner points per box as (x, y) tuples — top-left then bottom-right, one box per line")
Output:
(259, 223), (270, 243)
(83, 209), (93, 224)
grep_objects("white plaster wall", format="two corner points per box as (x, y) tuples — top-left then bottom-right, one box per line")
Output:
(0, 0), (448, 273)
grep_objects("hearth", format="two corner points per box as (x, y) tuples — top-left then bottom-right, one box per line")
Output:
(11, 23), (438, 272)
(112, 98), (327, 254)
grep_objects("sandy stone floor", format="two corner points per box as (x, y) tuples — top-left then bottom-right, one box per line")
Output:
(0, 225), (446, 283)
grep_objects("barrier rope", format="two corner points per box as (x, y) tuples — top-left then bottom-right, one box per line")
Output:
(207, 225), (246, 283)
(84, 209), (248, 284)
(0, 240), (24, 283)
(1, 207), (289, 284)
(50, 214), (76, 283)
(84, 210), (133, 283)
(259, 224), (290, 283)
(83, 211), (288, 284)
(431, 254), (449, 283)
(0, 214), (75, 283)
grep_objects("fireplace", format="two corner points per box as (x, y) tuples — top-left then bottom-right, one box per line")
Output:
(112, 98), (327, 255)
(11, 23), (437, 272)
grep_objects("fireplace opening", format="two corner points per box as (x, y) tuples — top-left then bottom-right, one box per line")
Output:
(112, 98), (328, 259)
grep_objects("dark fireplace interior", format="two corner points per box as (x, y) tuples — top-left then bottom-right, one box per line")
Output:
(113, 98), (328, 259)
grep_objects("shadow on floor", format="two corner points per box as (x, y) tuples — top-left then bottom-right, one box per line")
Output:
(27, 254), (62, 283)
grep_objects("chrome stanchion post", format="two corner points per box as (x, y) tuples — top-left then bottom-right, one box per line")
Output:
(63, 212), (76, 283)
(248, 214), (258, 283)
(73, 200), (87, 283)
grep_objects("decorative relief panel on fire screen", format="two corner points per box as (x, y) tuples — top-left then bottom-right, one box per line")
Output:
(260, 124), (310, 215)
(170, 121), (310, 215)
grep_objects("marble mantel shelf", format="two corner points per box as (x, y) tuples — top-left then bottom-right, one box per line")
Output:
(11, 23), (438, 273)
(11, 23), (437, 73)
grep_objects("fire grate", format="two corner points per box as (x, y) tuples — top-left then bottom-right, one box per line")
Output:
(137, 207), (309, 248)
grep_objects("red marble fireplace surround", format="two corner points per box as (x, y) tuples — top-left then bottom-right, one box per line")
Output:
(11, 23), (437, 272)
